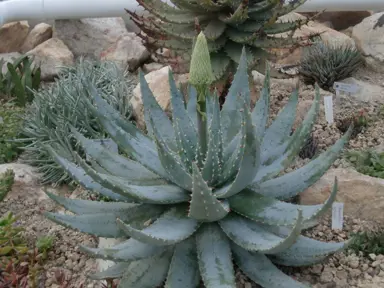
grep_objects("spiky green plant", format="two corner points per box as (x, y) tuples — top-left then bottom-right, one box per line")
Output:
(128, 0), (315, 81)
(18, 58), (134, 185)
(44, 32), (352, 288)
(0, 54), (41, 106)
(299, 41), (364, 90)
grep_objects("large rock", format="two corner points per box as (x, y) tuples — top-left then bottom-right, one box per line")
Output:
(131, 66), (189, 130)
(0, 52), (22, 74)
(27, 38), (74, 81)
(300, 11), (372, 31)
(352, 12), (384, 72)
(100, 34), (150, 72)
(53, 18), (129, 60)
(300, 168), (384, 225)
(0, 21), (30, 53)
(21, 23), (53, 53)
(0, 163), (48, 201)
(274, 13), (355, 65)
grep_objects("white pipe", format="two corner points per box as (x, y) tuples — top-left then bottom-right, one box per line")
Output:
(1, 0), (384, 27)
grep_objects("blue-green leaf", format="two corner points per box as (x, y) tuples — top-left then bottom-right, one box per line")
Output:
(70, 127), (160, 180)
(149, 112), (193, 190)
(169, 70), (198, 171)
(116, 206), (200, 245)
(165, 237), (200, 288)
(45, 203), (163, 238)
(221, 47), (250, 144)
(187, 85), (198, 127)
(45, 192), (137, 215)
(196, 223), (236, 288)
(251, 63), (270, 139)
(229, 182), (337, 227)
(219, 210), (302, 254)
(80, 238), (166, 262)
(44, 145), (130, 201)
(215, 103), (260, 198)
(89, 263), (130, 280)
(202, 93), (223, 185)
(139, 70), (177, 150)
(254, 127), (351, 200)
(232, 245), (310, 288)
(118, 251), (172, 287)
(189, 163), (230, 222)
(260, 87), (299, 164)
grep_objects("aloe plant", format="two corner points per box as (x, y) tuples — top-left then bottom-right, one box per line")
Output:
(128, 0), (316, 81)
(44, 32), (352, 288)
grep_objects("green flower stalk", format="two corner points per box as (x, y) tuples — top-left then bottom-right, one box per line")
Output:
(189, 32), (214, 156)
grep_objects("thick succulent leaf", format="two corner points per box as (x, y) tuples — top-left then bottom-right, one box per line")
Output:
(269, 233), (349, 267)
(260, 88), (299, 164)
(215, 104), (260, 198)
(263, 19), (308, 35)
(187, 85), (198, 127)
(153, 21), (197, 41)
(207, 34), (228, 52)
(149, 113), (193, 190)
(165, 237), (200, 288)
(219, 210), (302, 254)
(44, 145), (130, 201)
(80, 238), (166, 262)
(251, 63), (270, 139)
(73, 152), (190, 204)
(89, 262), (130, 280)
(70, 127), (161, 180)
(83, 79), (155, 150)
(203, 19), (226, 40)
(221, 47), (250, 144)
(248, 0), (277, 13)
(255, 127), (352, 199)
(169, 70), (198, 171)
(117, 206), (200, 245)
(196, 223), (236, 288)
(202, 93), (223, 185)
(189, 163), (230, 222)
(229, 183), (338, 227)
(219, 0), (249, 24)
(44, 203), (163, 238)
(45, 192), (137, 215)
(139, 70), (177, 150)
(232, 245), (310, 288)
(118, 250), (172, 288)
(211, 52), (232, 82)
(277, 0), (308, 18)
(252, 86), (321, 183)
(83, 97), (169, 179)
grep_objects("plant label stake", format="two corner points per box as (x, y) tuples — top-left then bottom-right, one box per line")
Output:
(333, 81), (360, 104)
(324, 96), (334, 125)
(331, 202), (344, 230)
(86, 138), (118, 161)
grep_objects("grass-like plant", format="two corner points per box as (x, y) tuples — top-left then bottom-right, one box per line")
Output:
(299, 41), (364, 90)
(18, 58), (134, 185)
(0, 169), (15, 201)
(0, 55), (41, 107)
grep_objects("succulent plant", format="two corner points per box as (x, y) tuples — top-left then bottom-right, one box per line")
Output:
(18, 58), (134, 185)
(127, 0), (316, 81)
(299, 41), (364, 90)
(44, 33), (352, 288)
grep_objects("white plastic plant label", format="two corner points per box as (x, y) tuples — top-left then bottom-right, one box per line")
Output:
(333, 82), (360, 94)
(331, 202), (344, 230)
(324, 96), (334, 124)
(86, 138), (118, 161)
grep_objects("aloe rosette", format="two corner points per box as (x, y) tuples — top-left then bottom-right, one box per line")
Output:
(44, 32), (352, 288)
